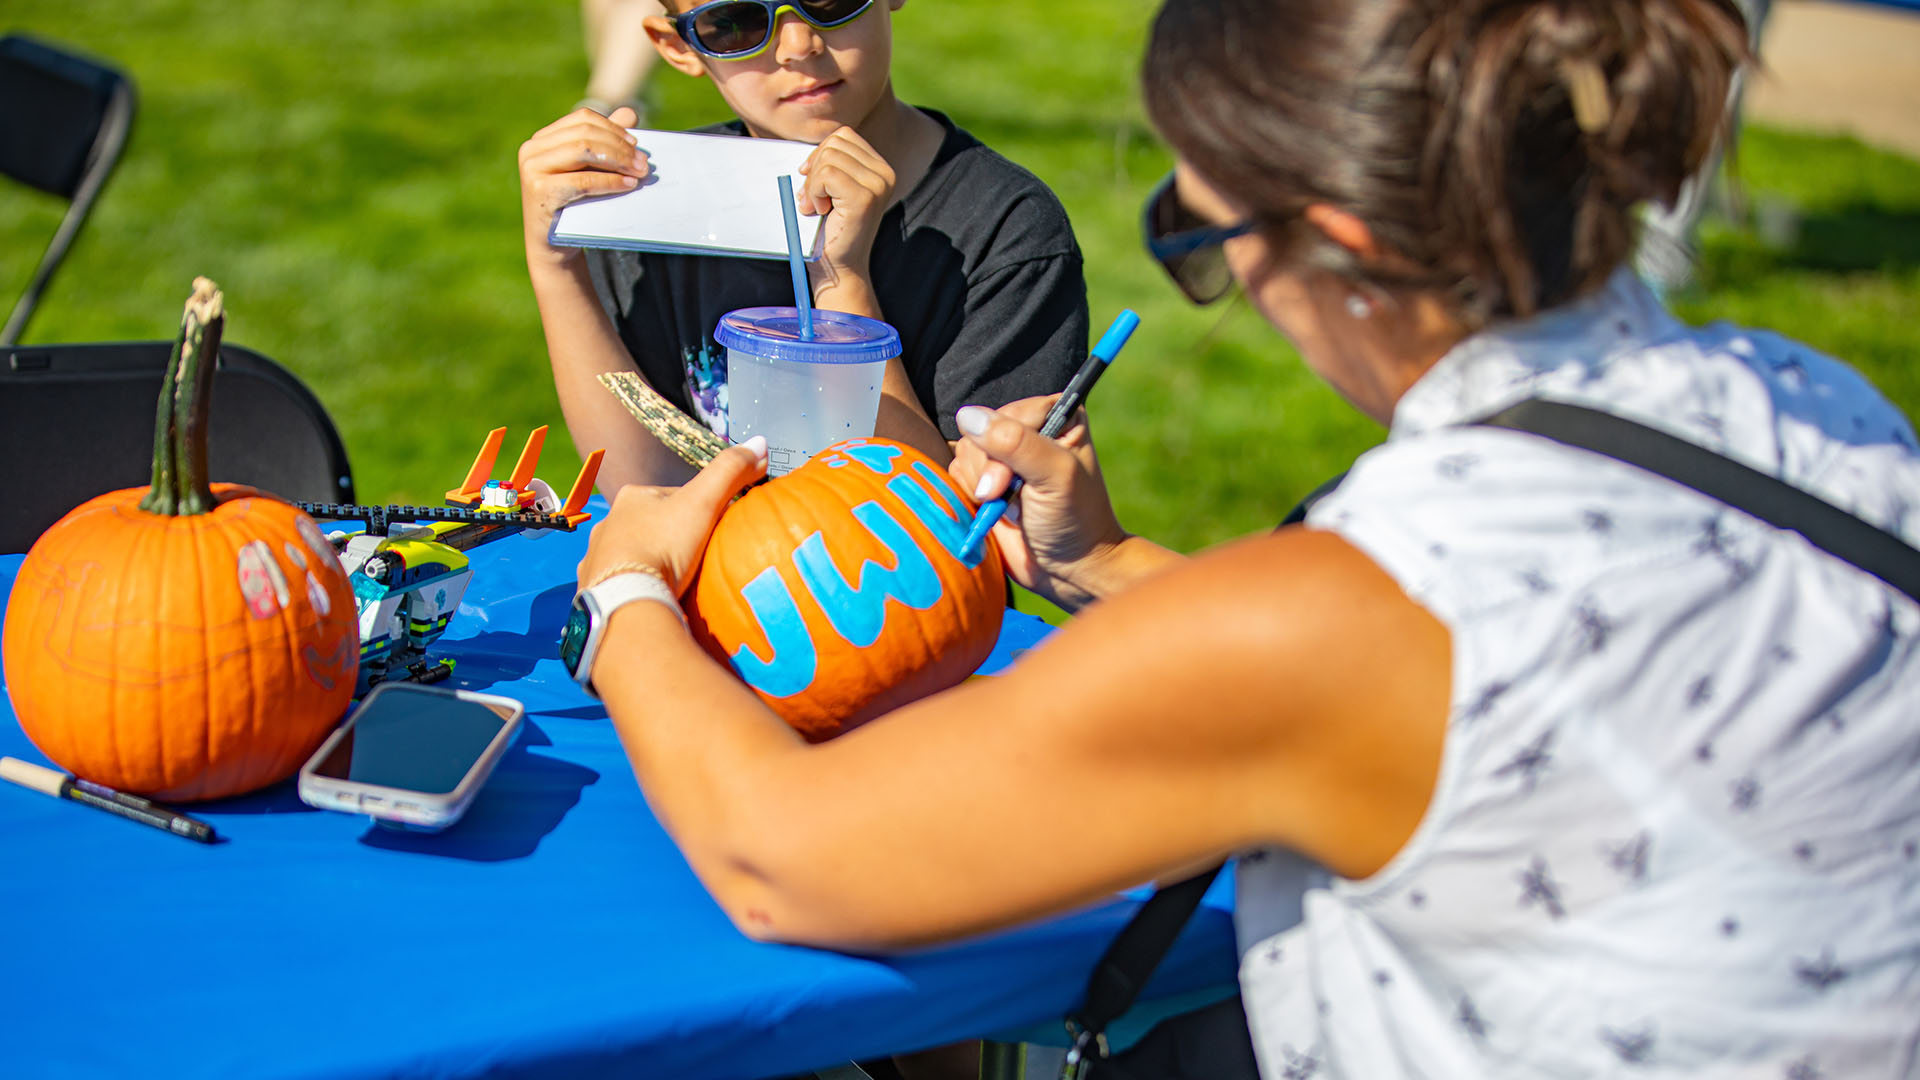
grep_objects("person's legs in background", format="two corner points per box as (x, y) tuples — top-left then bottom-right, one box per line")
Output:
(580, 0), (666, 121)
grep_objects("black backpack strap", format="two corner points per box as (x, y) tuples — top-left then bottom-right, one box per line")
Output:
(1062, 867), (1222, 1078)
(1477, 399), (1920, 605)
(1278, 471), (1348, 528)
(1058, 476), (1354, 1079)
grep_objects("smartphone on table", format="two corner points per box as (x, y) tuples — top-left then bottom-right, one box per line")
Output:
(298, 683), (525, 832)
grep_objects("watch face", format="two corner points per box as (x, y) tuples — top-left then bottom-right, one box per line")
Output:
(557, 603), (591, 675)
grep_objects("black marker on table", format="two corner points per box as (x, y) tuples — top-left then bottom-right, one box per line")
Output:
(1, 756), (218, 843)
(958, 308), (1141, 561)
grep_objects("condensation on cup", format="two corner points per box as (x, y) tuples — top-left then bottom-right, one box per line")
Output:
(718, 307), (901, 476)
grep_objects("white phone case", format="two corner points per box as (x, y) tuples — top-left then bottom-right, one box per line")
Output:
(297, 684), (525, 832)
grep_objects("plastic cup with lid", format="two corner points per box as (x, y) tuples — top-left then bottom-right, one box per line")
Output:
(718, 307), (901, 476)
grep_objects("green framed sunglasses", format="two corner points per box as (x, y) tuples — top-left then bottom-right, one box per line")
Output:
(672, 0), (877, 60)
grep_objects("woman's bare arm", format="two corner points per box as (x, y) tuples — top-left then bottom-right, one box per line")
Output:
(593, 525), (1451, 951)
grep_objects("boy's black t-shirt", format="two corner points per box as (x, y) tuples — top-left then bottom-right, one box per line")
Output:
(586, 109), (1089, 440)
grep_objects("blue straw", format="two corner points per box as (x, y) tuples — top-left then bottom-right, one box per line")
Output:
(777, 174), (813, 340)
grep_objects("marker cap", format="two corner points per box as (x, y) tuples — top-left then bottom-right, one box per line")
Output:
(0, 757), (63, 796)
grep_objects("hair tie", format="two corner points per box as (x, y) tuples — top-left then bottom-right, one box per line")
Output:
(1556, 57), (1612, 135)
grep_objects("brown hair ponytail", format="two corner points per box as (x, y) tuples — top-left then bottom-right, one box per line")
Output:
(1143, 0), (1751, 323)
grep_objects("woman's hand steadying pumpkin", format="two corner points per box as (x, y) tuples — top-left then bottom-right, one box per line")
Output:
(576, 436), (769, 596)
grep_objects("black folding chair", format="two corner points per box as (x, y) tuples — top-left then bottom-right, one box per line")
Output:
(0, 341), (355, 553)
(0, 33), (136, 346)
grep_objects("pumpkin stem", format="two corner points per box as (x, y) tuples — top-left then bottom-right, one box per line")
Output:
(139, 278), (224, 516)
(138, 331), (186, 515)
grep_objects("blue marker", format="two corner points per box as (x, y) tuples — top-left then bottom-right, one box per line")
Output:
(958, 309), (1140, 561)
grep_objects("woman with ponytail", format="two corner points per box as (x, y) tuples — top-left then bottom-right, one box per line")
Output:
(575, 1), (1920, 1075)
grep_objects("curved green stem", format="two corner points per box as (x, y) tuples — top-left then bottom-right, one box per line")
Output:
(139, 278), (224, 516)
(138, 333), (184, 516)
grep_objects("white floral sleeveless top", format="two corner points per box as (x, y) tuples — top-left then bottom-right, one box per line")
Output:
(1237, 271), (1920, 1078)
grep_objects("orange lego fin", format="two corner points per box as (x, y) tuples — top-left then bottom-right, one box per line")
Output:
(506, 425), (548, 494)
(559, 449), (605, 526)
(447, 427), (507, 505)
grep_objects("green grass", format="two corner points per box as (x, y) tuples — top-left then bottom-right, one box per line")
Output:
(5, 3), (1918, 617)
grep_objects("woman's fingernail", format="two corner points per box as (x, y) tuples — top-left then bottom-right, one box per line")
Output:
(620, 175), (639, 187)
(972, 474), (995, 501)
(742, 435), (768, 463)
(956, 406), (991, 437)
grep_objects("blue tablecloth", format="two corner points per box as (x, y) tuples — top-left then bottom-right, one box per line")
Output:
(0, 511), (1236, 1080)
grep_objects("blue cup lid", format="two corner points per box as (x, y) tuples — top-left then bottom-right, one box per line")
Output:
(714, 307), (901, 365)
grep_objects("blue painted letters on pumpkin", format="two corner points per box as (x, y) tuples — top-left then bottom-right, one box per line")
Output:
(730, 444), (985, 691)
(887, 463), (985, 568)
(794, 503), (944, 648)
(823, 441), (902, 475)
(727, 566), (818, 698)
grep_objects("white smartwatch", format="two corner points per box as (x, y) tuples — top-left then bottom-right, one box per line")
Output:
(557, 571), (684, 699)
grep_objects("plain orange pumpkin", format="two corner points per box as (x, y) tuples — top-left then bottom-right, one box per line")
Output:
(685, 438), (1005, 741)
(1, 279), (357, 801)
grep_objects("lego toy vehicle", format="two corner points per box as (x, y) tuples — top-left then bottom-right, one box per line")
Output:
(297, 426), (603, 694)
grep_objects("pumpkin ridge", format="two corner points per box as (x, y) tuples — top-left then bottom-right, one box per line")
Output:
(248, 505), (305, 785)
(38, 555), (89, 772)
(274, 512), (306, 781)
(112, 513), (153, 791)
(214, 519), (254, 799)
(203, 507), (243, 799)
(235, 506), (281, 792)
(130, 515), (170, 788)
(188, 515), (212, 795)
(223, 508), (274, 800)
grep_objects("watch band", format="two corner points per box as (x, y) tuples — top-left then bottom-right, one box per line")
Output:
(587, 569), (685, 627)
(574, 570), (685, 699)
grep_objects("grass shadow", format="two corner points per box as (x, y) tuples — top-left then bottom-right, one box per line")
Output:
(1777, 203), (1920, 274)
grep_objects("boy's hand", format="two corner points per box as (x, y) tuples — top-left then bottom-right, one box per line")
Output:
(519, 106), (651, 269)
(796, 125), (894, 314)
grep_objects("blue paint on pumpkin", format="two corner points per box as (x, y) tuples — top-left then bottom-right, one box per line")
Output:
(824, 441), (902, 475)
(888, 463), (985, 568)
(793, 502), (944, 648)
(727, 565), (818, 698)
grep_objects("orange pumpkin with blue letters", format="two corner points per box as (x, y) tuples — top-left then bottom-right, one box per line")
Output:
(685, 438), (1006, 740)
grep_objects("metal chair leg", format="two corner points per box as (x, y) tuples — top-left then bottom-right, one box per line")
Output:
(812, 1064), (876, 1080)
(980, 1040), (1024, 1080)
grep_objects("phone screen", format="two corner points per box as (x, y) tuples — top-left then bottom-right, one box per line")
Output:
(309, 686), (513, 795)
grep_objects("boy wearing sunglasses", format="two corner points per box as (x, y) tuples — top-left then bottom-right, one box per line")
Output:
(520, 0), (1090, 491)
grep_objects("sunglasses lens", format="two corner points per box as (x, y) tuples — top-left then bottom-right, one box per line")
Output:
(1145, 178), (1234, 304)
(693, 2), (773, 54)
(799, 0), (871, 23)
(1149, 176), (1202, 238)
(1171, 250), (1233, 304)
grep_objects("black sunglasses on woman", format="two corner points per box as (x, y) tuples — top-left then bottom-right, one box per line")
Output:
(1141, 171), (1258, 305)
